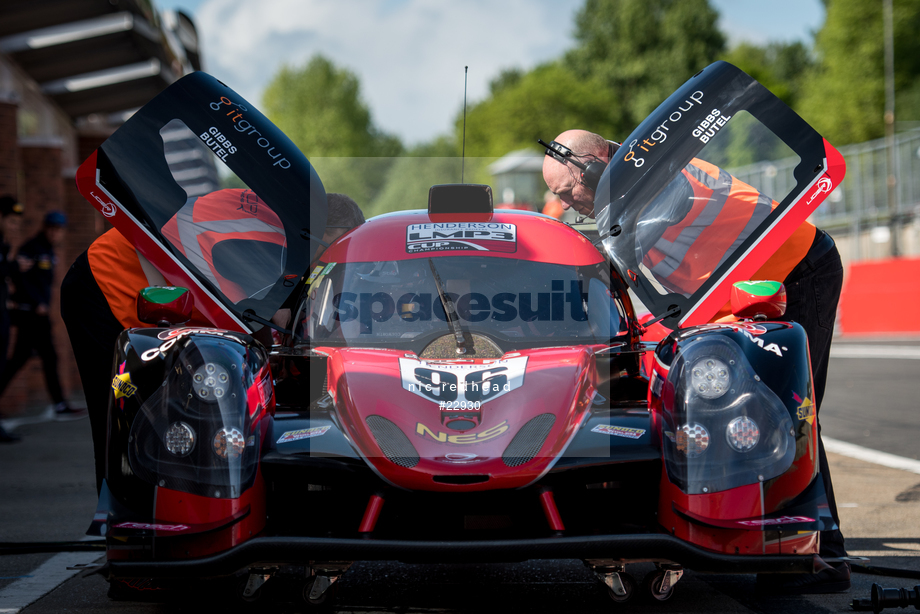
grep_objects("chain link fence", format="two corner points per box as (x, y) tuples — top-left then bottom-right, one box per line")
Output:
(730, 128), (920, 267)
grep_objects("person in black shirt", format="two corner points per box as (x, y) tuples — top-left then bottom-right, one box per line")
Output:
(0, 211), (85, 421)
(0, 196), (24, 442)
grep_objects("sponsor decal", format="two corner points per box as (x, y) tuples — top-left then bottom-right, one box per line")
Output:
(623, 90), (705, 167)
(198, 126), (238, 162)
(406, 222), (517, 254)
(306, 265), (324, 286)
(591, 424), (647, 439)
(141, 328), (245, 361)
(733, 323), (768, 336)
(113, 522), (189, 532)
(807, 176), (834, 205)
(257, 370), (274, 410)
(90, 191), (117, 217)
(737, 516), (815, 527)
(276, 426), (331, 444)
(444, 452), (478, 461)
(740, 329), (783, 357)
(691, 108), (732, 144)
(650, 370), (664, 398)
(111, 372), (137, 399)
(416, 420), (509, 445)
(680, 322), (769, 339)
(399, 356), (528, 406)
(208, 96), (291, 169)
(793, 392), (815, 424)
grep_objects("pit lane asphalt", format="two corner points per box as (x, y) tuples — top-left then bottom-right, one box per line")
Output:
(0, 338), (917, 613)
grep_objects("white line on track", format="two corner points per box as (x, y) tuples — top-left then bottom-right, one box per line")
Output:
(0, 545), (103, 614)
(823, 437), (920, 475)
(830, 345), (920, 359)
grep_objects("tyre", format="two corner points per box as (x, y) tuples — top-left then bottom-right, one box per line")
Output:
(605, 572), (637, 603)
(642, 570), (675, 602)
(301, 575), (339, 610)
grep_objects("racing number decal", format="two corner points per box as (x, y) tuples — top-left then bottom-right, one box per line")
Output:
(412, 366), (508, 403)
(399, 356), (527, 405)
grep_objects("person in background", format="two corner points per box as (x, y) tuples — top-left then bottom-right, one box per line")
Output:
(0, 196), (24, 443)
(0, 211), (85, 423)
(541, 190), (564, 221)
(542, 129), (849, 595)
(320, 193), (365, 252)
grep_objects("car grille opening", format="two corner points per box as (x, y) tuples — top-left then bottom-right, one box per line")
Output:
(432, 475), (490, 485)
(445, 419), (477, 431)
(365, 415), (420, 468)
(502, 413), (555, 467)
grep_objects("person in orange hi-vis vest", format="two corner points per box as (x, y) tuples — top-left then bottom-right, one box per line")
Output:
(543, 129), (848, 594)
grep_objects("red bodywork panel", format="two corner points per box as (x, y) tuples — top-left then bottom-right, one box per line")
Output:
(320, 345), (599, 492)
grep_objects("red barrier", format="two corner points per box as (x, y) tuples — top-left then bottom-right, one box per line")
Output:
(839, 257), (920, 334)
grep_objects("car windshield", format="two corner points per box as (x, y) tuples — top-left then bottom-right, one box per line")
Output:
(296, 256), (628, 352)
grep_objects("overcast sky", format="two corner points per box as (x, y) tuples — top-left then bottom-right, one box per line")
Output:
(160, 0), (825, 146)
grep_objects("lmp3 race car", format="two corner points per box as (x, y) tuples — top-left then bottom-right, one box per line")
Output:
(74, 61), (845, 607)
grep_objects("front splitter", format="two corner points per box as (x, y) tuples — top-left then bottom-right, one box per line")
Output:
(104, 533), (820, 578)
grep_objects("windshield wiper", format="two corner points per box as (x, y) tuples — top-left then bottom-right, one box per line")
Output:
(427, 258), (475, 356)
(242, 310), (293, 337)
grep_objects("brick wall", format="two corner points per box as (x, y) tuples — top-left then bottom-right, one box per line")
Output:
(0, 102), (19, 196)
(1, 145), (68, 413)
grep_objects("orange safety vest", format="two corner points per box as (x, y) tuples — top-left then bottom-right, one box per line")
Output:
(160, 189), (287, 304)
(87, 229), (211, 329)
(642, 159), (815, 320)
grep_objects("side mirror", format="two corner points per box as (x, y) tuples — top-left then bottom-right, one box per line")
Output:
(731, 281), (786, 320)
(136, 286), (193, 327)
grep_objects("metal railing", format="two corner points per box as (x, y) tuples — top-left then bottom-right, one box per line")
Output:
(730, 129), (920, 263)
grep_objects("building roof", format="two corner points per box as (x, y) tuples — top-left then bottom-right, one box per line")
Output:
(488, 148), (544, 176)
(0, 0), (199, 120)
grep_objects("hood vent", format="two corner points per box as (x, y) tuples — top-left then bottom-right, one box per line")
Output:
(366, 415), (420, 468)
(502, 413), (556, 467)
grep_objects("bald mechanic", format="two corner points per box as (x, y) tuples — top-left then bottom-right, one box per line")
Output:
(543, 130), (848, 595)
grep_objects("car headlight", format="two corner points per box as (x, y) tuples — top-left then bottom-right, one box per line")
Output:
(726, 416), (760, 452)
(164, 421), (195, 456)
(678, 423), (711, 457)
(213, 426), (246, 460)
(690, 357), (731, 399)
(128, 336), (267, 498)
(192, 362), (231, 400)
(661, 335), (795, 494)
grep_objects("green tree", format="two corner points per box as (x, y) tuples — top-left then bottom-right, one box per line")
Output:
(567, 0), (725, 131)
(799, 0), (920, 145)
(457, 61), (624, 158)
(368, 137), (464, 217)
(720, 41), (813, 109)
(261, 55), (403, 208)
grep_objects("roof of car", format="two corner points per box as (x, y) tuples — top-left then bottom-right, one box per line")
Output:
(320, 209), (606, 266)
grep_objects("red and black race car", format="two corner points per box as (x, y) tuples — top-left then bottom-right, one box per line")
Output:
(74, 61), (845, 607)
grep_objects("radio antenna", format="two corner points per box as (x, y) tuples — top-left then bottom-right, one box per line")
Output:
(461, 65), (468, 183)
